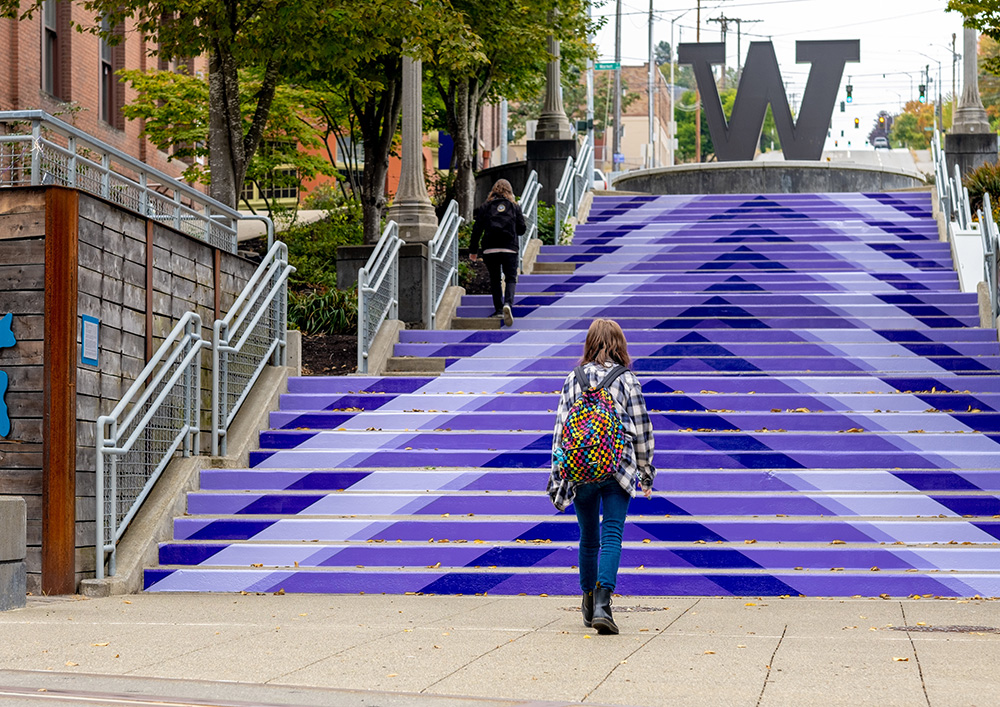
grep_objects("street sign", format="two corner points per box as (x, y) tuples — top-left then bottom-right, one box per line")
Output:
(595, 62), (620, 71)
(613, 153), (625, 164)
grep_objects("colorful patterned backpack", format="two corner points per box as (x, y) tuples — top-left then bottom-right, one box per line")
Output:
(556, 365), (628, 484)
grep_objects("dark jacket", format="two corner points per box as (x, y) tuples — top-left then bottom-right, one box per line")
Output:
(470, 197), (527, 254)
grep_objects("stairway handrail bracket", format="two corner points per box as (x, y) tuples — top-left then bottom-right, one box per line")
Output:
(95, 312), (207, 579)
(358, 221), (403, 374)
(212, 240), (294, 457)
(0, 110), (240, 253)
(426, 201), (464, 329)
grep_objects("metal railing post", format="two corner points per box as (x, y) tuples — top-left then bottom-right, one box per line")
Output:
(29, 120), (41, 185)
(357, 267), (369, 374)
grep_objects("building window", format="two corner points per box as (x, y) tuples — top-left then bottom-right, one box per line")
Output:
(240, 169), (299, 209)
(41, 0), (60, 97)
(99, 19), (124, 128)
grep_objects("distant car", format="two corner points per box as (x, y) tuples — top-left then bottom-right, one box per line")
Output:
(873, 137), (889, 150)
(593, 169), (608, 190)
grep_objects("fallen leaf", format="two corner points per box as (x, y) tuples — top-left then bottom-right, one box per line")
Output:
(91, 643), (109, 647)
(65, 662), (78, 667)
(893, 657), (909, 662)
(704, 650), (715, 655)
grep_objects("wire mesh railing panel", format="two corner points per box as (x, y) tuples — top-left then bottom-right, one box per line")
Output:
(357, 222), (401, 373)
(96, 314), (204, 578)
(426, 201), (462, 328)
(212, 242), (292, 456)
(0, 112), (240, 253)
(0, 140), (31, 186)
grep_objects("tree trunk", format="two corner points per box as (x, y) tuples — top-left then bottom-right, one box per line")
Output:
(453, 79), (476, 219)
(207, 45), (243, 209)
(352, 60), (403, 245)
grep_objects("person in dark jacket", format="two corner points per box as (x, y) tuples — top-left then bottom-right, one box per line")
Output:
(470, 179), (526, 327)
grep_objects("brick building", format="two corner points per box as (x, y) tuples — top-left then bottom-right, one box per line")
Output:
(0, 2), (204, 181)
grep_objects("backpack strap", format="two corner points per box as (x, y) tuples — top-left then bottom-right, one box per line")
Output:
(575, 364), (627, 393)
(597, 364), (628, 391)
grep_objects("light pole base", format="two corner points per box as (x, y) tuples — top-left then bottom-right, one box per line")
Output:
(387, 200), (439, 243)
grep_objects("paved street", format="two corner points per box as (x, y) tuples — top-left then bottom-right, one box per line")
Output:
(755, 148), (924, 176)
(1, 593), (999, 706)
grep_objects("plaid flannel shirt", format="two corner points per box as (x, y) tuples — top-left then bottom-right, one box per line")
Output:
(547, 362), (656, 511)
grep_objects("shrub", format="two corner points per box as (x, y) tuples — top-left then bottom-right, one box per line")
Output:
(536, 202), (556, 245)
(964, 160), (1000, 222)
(282, 198), (364, 291)
(288, 287), (358, 336)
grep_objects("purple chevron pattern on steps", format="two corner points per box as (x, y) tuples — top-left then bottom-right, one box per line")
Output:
(145, 191), (1000, 597)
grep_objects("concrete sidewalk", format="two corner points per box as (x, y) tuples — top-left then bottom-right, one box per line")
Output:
(1, 593), (999, 706)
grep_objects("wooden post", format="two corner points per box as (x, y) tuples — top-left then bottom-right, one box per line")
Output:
(42, 187), (78, 595)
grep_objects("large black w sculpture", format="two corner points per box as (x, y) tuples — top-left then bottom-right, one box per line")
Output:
(677, 40), (860, 161)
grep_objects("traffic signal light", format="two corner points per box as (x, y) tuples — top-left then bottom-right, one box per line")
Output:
(854, 118), (859, 129)
(840, 101), (845, 113)
(878, 115), (886, 126)
(919, 84), (927, 103)
(846, 84), (853, 103)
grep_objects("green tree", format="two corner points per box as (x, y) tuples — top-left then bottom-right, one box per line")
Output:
(119, 68), (334, 215)
(0, 0), (363, 210)
(427, 0), (594, 217)
(889, 100), (935, 149)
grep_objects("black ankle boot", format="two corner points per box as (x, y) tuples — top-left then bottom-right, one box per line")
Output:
(592, 583), (618, 635)
(582, 590), (594, 627)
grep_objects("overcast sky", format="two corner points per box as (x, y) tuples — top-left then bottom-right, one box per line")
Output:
(593, 0), (968, 135)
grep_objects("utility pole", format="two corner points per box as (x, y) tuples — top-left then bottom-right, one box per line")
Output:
(695, 0), (701, 163)
(613, 0), (622, 171)
(708, 16), (761, 89)
(587, 2), (594, 176)
(707, 15), (729, 89)
(733, 18), (761, 83)
(952, 33), (959, 129)
(648, 0), (655, 168)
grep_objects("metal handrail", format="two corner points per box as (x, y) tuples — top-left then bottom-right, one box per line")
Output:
(212, 241), (294, 456)
(95, 312), (206, 578)
(357, 221), (402, 373)
(982, 192), (999, 323)
(0, 110), (240, 253)
(426, 201), (463, 329)
(573, 143), (593, 213)
(518, 171), (541, 273)
(553, 156), (575, 240)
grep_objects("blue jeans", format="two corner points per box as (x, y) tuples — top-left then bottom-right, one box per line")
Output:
(572, 478), (631, 592)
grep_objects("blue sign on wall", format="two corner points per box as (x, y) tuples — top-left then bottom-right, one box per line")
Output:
(0, 312), (16, 438)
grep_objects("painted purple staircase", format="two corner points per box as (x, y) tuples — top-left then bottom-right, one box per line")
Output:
(146, 192), (1000, 596)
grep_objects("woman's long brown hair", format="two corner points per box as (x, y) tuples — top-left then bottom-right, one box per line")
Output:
(487, 179), (516, 203)
(579, 319), (631, 368)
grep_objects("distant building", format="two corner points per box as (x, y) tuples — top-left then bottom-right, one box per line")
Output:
(597, 63), (672, 172)
(0, 3), (204, 180)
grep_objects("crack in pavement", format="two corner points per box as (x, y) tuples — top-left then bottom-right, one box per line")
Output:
(755, 623), (787, 707)
(581, 598), (702, 703)
(899, 603), (932, 707)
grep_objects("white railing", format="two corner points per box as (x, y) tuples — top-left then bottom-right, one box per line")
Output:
(0, 110), (240, 253)
(357, 221), (402, 374)
(519, 171), (541, 273)
(553, 144), (595, 242)
(574, 143), (594, 213)
(95, 313), (207, 579)
(212, 241), (294, 456)
(981, 192), (999, 324)
(554, 156), (575, 240)
(426, 201), (463, 329)
(932, 133), (1000, 315)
